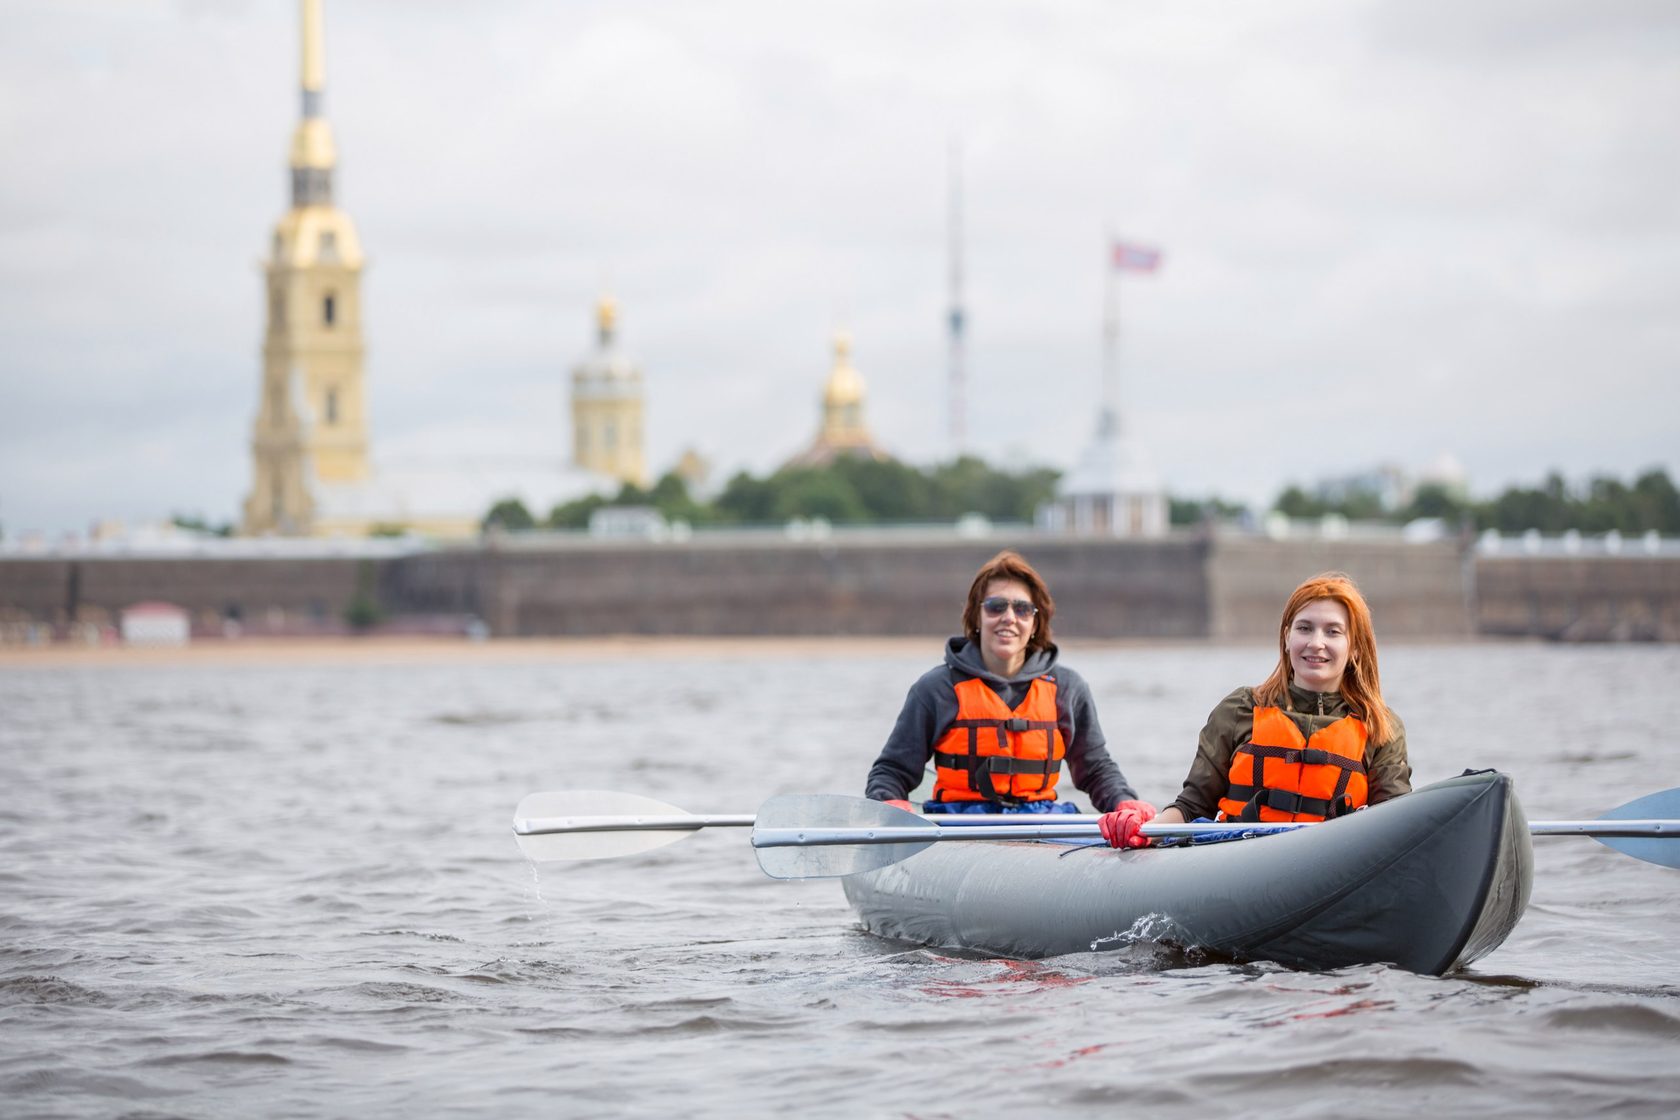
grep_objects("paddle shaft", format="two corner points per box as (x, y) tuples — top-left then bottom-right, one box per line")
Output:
(513, 813), (1174, 839)
(517, 813), (1680, 843)
(515, 813), (755, 836)
(511, 786), (1680, 873)
(1528, 819), (1680, 837)
(750, 821), (1307, 848)
(751, 818), (1680, 849)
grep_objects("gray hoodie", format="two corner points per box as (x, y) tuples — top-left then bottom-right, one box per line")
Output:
(863, 636), (1138, 812)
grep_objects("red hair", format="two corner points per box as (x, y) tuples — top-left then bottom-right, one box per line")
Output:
(1254, 571), (1396, 745)
(960, 550), (1055, 655)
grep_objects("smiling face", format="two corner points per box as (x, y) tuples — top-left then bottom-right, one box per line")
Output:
(977, 577), (1037, 677)
(1286, 597), (1351, 693)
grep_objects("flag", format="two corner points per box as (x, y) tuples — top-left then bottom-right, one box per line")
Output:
(1111, 240), (1162, 272)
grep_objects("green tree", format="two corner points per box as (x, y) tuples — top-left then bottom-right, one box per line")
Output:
(832, 457), (931, 521)
(770, 468), (869, 523)
(1399, 482), (1469, 523)
(1273, 485), (1323, 519)
(1485, 475), (1570, 533)
(1583, 475), (1628, 533)
(984, 465), (1062, 522)
(1632, 468), (1680, 533)
(1455, 467), (1679, 534)
(924, 456), (1059, 521)
(482, 497), (535, 533)
(171, 513), (233, 537)
(714, 471), (777, 524)
(547, 494), (608, 529)
(1169, 495), (1251, 526)
(928, 455), (994, 518)
(1338, 488), (1386, 521)
(644, 471), (711, 525)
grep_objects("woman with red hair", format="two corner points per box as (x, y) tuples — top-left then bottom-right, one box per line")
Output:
(1101, 570), (1412, 846)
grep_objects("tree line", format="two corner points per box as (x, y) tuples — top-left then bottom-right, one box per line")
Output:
(484, 455), (1061, 532)
(479, 461), (1678, 536)
(1270, 467), (1680, 535)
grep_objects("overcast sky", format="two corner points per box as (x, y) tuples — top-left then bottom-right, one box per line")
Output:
(2, 0), (1676, 537)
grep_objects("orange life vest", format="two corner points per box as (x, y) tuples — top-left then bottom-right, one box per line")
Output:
(1217, 706), (1369, 823)
(930, 676), (1065, 804)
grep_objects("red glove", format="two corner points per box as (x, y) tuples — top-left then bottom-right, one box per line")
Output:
(1098, 800), (1157, 849)
(883, 799), (914, 812)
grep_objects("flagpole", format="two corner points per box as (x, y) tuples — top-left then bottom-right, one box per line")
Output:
(948, 138), (966, 456)
(1103, 233), (1120, 436)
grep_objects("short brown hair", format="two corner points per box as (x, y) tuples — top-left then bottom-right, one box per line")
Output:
(960, 550), (1055, 654)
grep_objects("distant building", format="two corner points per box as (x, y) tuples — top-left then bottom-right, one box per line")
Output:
(1040, 408), (1167, 537)
(672, 446), (714, 500)
(1311, 454), (1467, 514)
(1041, 240), (1168, 538)
(1314, 464), (1408, 513)
(783, 333), (891, 469)
(309, 458), (615, 538)
(243, 0), (368, 536)
(571, 296), (648, 488)
(120, 602), (190, 647)
(238, 3), (614, 539)
(1418, 451), (1470, 499)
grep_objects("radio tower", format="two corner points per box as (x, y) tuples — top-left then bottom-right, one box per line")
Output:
(947, 138), (966, 455)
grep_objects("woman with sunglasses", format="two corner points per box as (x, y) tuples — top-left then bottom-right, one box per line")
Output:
(865, 549), (1156, 841)
(1100, 570), (1412, 846)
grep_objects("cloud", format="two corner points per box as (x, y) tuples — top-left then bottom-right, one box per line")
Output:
(1, 0), (1676, 536)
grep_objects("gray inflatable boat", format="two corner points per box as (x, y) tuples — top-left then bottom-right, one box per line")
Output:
(841, 770), (1533, 975)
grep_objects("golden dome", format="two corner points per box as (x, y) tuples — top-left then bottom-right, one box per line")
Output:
(823, 331), (865, 407)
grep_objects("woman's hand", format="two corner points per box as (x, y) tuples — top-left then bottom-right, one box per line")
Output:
(1098, 800), (1158, 848)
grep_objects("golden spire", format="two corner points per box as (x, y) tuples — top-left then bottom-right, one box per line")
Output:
(289, 0), (337, 199)
(301, 0), (325, 94)
(597, 294), (618, 344)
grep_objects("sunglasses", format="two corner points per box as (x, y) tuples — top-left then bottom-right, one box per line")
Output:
(981, 597), (1038, 619)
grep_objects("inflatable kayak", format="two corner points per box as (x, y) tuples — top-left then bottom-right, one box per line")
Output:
(841, 770), (1533, 975)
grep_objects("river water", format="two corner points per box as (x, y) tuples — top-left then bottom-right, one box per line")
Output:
(4, 639), (1679, 1118)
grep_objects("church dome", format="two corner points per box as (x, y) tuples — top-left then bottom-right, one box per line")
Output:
(823, 332), (865, 407)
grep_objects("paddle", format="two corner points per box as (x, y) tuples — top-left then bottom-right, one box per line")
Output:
(749, 790), (1680, 879)
(511, 790), (1158, 864)
(1536, 785), (1680, 870)
(512, 787), (1680, 876)
(512, 790), (753, 863)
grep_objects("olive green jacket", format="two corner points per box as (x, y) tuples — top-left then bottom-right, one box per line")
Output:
(1166, 683), (1412, 821)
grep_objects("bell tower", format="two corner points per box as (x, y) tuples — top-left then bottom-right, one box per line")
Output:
(570, 296), (648, 488)
(243, 0), (369, 535)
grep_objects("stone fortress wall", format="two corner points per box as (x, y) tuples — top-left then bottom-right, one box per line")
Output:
(5, 532), (1676, 644)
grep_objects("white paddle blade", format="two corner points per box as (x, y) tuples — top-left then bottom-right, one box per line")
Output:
(752, 794), (935, 879)
(1596, 787), (1680, 870)
(513, 789), (701, 863)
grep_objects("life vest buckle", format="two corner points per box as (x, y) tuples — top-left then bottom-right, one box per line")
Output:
(1299, 748), (1331, 766)
(1003, 717), (1032, 732)
(1260, 789), (1305, 815)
